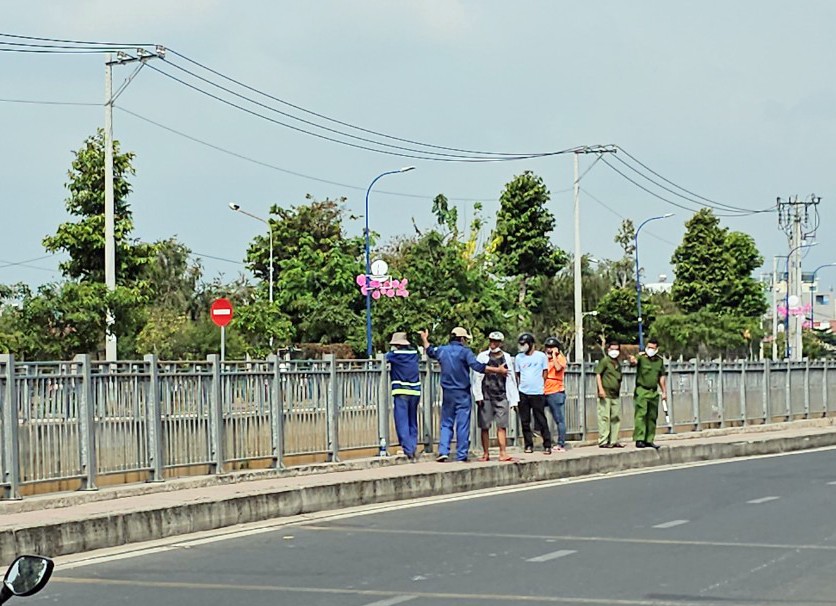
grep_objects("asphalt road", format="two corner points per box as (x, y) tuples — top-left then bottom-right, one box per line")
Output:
(35, 448), (836, 606)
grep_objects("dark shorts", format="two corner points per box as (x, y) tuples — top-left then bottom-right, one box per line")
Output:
(478, 398), (509, 429)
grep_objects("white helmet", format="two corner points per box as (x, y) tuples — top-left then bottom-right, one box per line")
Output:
(488, 331), (505, 342)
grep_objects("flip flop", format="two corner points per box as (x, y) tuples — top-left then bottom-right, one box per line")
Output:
(499, 456), (519, 462)
(478, 454), (490, 462)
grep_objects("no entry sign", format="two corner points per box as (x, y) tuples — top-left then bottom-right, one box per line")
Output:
(210, 298), (234, 327)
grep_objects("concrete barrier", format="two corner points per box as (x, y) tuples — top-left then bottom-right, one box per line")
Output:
(2, 425), (835, 562)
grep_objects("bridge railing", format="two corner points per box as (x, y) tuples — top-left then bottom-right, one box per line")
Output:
(1, 353), (833, 499)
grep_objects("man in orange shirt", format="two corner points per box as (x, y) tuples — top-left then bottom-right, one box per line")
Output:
(544, 337), (568, 451)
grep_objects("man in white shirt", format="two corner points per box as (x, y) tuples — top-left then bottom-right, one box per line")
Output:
(515, 332), (552, 455)
(472, 331), (519, 462)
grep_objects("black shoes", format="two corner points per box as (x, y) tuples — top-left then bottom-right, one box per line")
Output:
(646, 442), (661, 450)
(636, 441), (647, 448)
(599, 443), (612, 449)
(524, 446), (534, 454)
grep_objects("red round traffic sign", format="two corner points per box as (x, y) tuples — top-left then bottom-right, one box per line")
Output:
(210, 298), (234, 327)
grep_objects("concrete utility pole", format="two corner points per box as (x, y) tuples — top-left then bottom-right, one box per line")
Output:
(104, 47), (165, 360)
(771, 256), (778, 361)
(777, 194), (821, 361)
(573, 146), (616, 363)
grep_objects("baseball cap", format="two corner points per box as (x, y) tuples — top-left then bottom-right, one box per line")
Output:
(451, 327), (473, 339)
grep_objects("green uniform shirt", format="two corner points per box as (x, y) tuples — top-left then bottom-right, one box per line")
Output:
(595, 357), (622, 398)
(636, 354), (665, 390)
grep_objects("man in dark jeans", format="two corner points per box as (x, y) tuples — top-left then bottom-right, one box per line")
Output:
(514, 332), (552, 454)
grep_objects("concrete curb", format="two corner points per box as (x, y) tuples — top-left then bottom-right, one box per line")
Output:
(3, 428), (835, 561)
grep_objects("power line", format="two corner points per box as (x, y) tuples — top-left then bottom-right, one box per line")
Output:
(145, 60), (576, 163)
(616, 146), (775, 214)
(191, 252), (245, 266)
(601, 157), (755, 218)
(116, 106), (495, 202)
(610, 153), (770, 215)
(0, 97), (100, 107)
(169, 49), (561, 159)
(0, 253), (60, 272)
(580, 188), (678, 247)
(0, 32), (156, 47)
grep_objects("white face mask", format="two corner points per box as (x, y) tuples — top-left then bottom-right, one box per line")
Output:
(519, 343), (530, 354)
(489, 346), (501, 353)
(608, 349), (620, 359)
(646, 347), (658, 358)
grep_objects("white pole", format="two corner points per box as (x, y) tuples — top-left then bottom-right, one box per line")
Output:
(792, 206), (803, 360)
(573, 152), (583, 363)
(221, 326), (226, 362)
(104, 55), (117, 361)
(771, 256), (778, 361)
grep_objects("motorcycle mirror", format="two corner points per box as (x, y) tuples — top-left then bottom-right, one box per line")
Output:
(3, 556), (54, 598)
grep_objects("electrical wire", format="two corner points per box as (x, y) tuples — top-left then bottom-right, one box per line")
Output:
(160, 59), (537, 161)
(169, 49), (561, 159)
(580, 188), (679, 247)
(0, 98), (99, 106)
(145, 61), (575, 163)
(0, 254), (60, 272)
(616, 146), (775, 214)
(601, 157), (757, 218)
(0, 32), (156, 47)
(116, 106), (494, 202)
(191, 252), (245, 266)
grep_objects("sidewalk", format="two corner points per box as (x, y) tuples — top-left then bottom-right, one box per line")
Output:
(2, 418), (835, 561)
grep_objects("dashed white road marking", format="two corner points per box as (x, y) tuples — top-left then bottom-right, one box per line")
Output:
(362, 596), (417, 606)
(652, 519), (689, 529)
(526, 549), (577, 562)
(747, 496), (780, 504)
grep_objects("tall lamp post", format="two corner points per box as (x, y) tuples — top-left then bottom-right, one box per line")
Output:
(364, 167), (415, 358)
(229, 203), (274, 305)
(809, 262), (836, 330)
(784, 242), (816, 359)
(635, 213), (673, 350)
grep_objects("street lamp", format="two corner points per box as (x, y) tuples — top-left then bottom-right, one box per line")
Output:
(784, 242), (817, 359)
(364, 167), (415, 358)
(229, 203), (274, 305)
(635, 213), (674, 350)
(809, 262), (836, 330)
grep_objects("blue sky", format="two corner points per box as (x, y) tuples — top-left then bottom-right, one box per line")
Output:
(2, 0), (835, 292)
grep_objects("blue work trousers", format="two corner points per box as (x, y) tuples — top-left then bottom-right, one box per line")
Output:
(439, 388), (472, 461)
(393, 394), (419, 457)
(545, 391), (567, 447)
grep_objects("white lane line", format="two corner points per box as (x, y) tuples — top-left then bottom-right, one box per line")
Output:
(526, 549), (577, 562)
(747, 496), (780, 504)
(652, 519), (689, 529)
(828, 481), (836, 485)
(362, 596), (417, 606)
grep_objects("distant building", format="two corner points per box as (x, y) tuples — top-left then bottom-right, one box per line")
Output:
(764, 272), (836, 328)
(643, 274), (673, 294)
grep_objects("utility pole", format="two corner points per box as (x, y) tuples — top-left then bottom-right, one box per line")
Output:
(104, 47), (165, 361)
(771, 256), (778, 361)
(573, 145), (616, 363)
(777, 194), (821, 361)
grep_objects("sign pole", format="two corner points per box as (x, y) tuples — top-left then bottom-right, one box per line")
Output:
(221, 325), (226, 362)
(210, 298), (234, 363)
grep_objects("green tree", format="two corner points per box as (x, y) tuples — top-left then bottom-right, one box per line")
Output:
(245, 197), (364, 346)
(611, 219), (636, 289)
(671, 209), (765, 317)
(42, 129), (151, 285)
(650, 310), (762, 359)
(492, 171), (566, 314)
(596, 288), (656, 345)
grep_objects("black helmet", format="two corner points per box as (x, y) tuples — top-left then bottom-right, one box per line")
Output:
(544, 337), (561, 349)
(518, 332), (535, 346)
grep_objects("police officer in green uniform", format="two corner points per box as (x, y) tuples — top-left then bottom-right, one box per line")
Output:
(630, 338), (667, 450)
(595, 340), (624, 448)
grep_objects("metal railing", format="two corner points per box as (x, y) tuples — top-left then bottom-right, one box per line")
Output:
(1, 353), (833, 499)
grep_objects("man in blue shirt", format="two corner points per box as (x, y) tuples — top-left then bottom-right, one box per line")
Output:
(420, 327), (508, 462)
(515, 332), (552, 455)
(386, 332), (421, 462)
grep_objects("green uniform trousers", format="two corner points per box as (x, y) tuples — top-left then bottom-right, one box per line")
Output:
(597, 397), (621, 445)
(633, 386), (660, 443)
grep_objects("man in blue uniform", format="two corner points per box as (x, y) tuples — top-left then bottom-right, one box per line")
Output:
(386, 332), (421, 462)
(420, 327), (508, 462)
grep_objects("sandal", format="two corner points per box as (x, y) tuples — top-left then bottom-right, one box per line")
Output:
(499, 455), (518, 462)
(478, 454), (490, 462)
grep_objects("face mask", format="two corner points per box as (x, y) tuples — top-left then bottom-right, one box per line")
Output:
(489, 347), (501, 353)
(519, 343), (530, 354)
(608, 350), (620, 359)
(646, 347), (657, 357)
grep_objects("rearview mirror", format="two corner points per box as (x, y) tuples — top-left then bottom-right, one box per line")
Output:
(3, 556), (54, 597)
